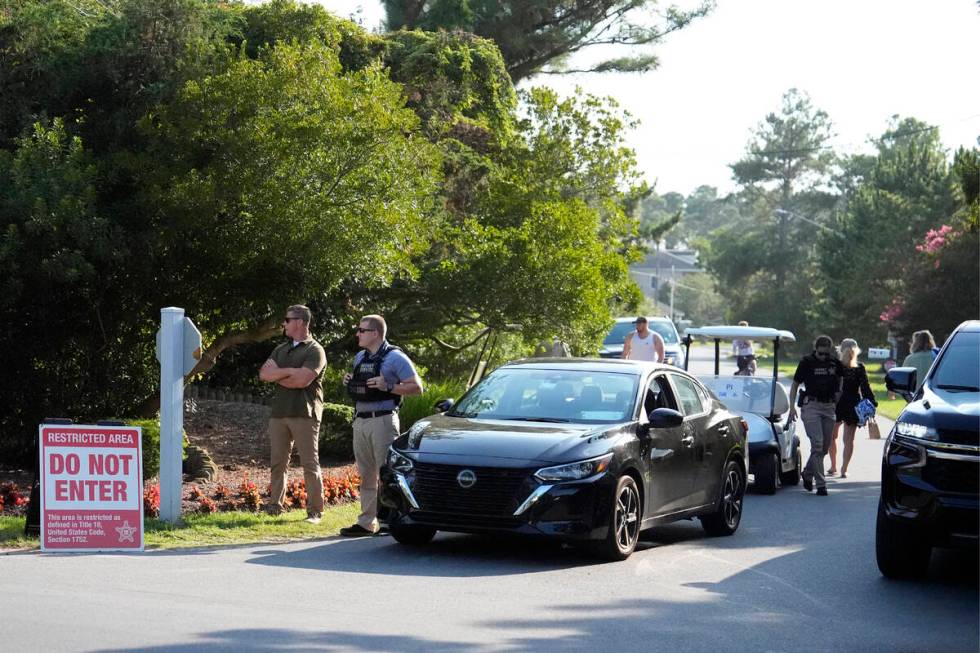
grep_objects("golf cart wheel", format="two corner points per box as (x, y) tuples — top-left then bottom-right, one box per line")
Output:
(780, 444), (802, 486)
(754, 451), (779, 495)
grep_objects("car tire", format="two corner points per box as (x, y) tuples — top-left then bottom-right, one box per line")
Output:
(389, 523), (437, 546)
(591, 475), (641, 561)
(780, 444), (802, 486)
(701, 460), (745, 536)
(754, 451), (779, 495)
(875, 499), (931, 579)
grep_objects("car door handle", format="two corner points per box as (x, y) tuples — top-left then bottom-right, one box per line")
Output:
(681, 435), (694, 447)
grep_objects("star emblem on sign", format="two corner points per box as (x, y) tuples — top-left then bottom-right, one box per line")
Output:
(115, 521), (138, 543)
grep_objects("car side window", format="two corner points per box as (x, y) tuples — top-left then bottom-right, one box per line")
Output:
(643, 375), (678, 417)
(671, 375), (705, 416)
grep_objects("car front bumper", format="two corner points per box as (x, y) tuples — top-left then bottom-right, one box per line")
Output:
(380, 461), (616, 542)
(880, 435), (979, 548)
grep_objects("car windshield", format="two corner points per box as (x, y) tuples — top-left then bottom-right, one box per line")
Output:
(931, 331), (980, 391)
(603, 320), (678, 345)
(448, 367), (639, 423)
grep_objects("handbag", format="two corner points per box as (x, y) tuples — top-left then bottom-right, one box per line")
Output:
(867, 417), (882, 440)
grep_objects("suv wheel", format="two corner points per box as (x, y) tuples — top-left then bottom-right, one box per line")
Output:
(754, 451), (779, 495)
(875, 499), (931, 579)
(701, 460), (745, 536)
(780, 444), (802, 486)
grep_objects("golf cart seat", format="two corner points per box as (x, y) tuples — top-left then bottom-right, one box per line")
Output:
(771, 382), (790, 416)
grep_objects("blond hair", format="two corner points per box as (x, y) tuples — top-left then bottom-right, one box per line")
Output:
(839, 338), (861, 367)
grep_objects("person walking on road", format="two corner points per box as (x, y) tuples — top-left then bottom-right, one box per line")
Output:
(259, 305), (327, 523)
(622, 316), (665, 363)
(903, 330), (937, 391)
(788, 335), (844, 496)
(828, 338), (877, 478)
(341, 315), (422, 537)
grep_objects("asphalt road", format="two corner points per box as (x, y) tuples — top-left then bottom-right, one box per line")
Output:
(4, 348), (977, 652)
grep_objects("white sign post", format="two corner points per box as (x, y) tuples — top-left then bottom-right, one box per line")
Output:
(155, 307), (202, 523)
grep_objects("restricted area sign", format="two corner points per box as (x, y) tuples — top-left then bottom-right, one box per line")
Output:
(40, 424), (144, 552)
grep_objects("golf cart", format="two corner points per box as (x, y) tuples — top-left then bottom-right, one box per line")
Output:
(682, 326), (802, 494)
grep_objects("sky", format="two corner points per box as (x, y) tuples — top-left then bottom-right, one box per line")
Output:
(313, 0), (980, 197)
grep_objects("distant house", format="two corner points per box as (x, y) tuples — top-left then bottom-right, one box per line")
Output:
(629, 247), (701, 298)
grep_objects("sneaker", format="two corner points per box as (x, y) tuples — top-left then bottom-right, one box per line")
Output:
(827, 469), (837, 476)
(339, 524), (375, 537)
(816, 487), (828, 496)
(802, 476), (813, 492)
(305, 514), (322, 525)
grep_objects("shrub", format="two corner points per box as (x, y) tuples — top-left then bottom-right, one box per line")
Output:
(212, 484), (232, 501)
(188, 485), (205, 501)
(285, 478), (307, 509)
(323, 471), (360, 505)
(319, 402), (355, 460)
(398, 378), (468, 430)
(125, 418), (187, 481)
(144, 484), (160, 518)
(238, 475), (263, 512)
(196, 497), (218, 514)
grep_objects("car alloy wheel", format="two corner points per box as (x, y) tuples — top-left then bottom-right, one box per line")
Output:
(615, 479), (640, 552)
(593, 475), (641, 561)
(701, 460), (745, 536)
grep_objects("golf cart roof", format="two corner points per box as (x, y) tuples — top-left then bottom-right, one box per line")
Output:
(685, 325), (796, 342)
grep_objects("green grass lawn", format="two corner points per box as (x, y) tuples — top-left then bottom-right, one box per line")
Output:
(0, 502), (360, 551)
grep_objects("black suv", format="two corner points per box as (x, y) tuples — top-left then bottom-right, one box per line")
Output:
(877, 320), (980, 579)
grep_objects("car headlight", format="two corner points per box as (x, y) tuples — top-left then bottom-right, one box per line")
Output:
(663, 354), (675, 365)
(894, 420), (938, 440)
(535, 453), (613, 482)
(387, 447), (414, 473)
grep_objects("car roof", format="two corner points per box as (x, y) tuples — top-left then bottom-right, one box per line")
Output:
(615, 316), (673, 324)
(685, 325), (796, 342)
(502, 357), (670, 375)
(954, 320), (980, 333)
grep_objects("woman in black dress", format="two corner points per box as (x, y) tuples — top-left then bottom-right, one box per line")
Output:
(829, 338), (877, 478)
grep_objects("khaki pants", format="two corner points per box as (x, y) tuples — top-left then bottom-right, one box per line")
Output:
(801, 400), (836, 489)
(269, 417), (324, 515)
(353, 413), (399, 532)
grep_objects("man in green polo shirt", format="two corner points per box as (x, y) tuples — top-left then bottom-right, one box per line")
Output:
(259, 304), (326, 523)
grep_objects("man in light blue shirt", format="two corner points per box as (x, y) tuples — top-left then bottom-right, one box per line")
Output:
(340, 314), (422, 536)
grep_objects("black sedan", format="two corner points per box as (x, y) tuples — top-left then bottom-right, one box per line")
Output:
(380, 359), (748, 560)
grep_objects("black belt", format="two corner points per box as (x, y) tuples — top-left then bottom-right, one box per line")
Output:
(805, 397), (834, 404)
(356, 410), (395, 419)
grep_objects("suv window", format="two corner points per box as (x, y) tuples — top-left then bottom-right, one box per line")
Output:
(931, 331), (980, 391)
(671, 375), (705, 416)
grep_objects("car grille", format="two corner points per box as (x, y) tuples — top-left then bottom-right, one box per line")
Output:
(937, 429), (980, 447)
(411, 463), (531, 517)
(923, 455), (979, 494)
(411, 511), (523, 530)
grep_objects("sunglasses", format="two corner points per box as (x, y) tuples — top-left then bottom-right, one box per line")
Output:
(283, 317), (303, 323)
(814, 350), (831, 358)
(356, 327), (377, 333)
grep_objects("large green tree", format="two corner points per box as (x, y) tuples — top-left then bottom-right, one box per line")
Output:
(699, 89), (837, 337)
(381, 0), (713, 82)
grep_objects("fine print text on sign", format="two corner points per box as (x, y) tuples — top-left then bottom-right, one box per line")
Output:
(40, 425), (144, 552)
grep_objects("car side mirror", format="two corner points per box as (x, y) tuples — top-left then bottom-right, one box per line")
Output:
(650, 407), (684, 428)
(434, 398), (455, 413)
(885, 367), (917, 402)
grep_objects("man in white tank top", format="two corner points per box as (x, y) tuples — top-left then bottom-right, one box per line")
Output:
(622, 316), (665, 362)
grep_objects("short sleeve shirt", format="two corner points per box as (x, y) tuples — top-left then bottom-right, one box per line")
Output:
(269, 338), (326, 420)
(352, 346), (419, 412)
(793, 354), (843, 402)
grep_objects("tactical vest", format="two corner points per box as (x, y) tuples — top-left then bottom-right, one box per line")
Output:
(346, 343), (402, 405)
(801, 353), (841, 402)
